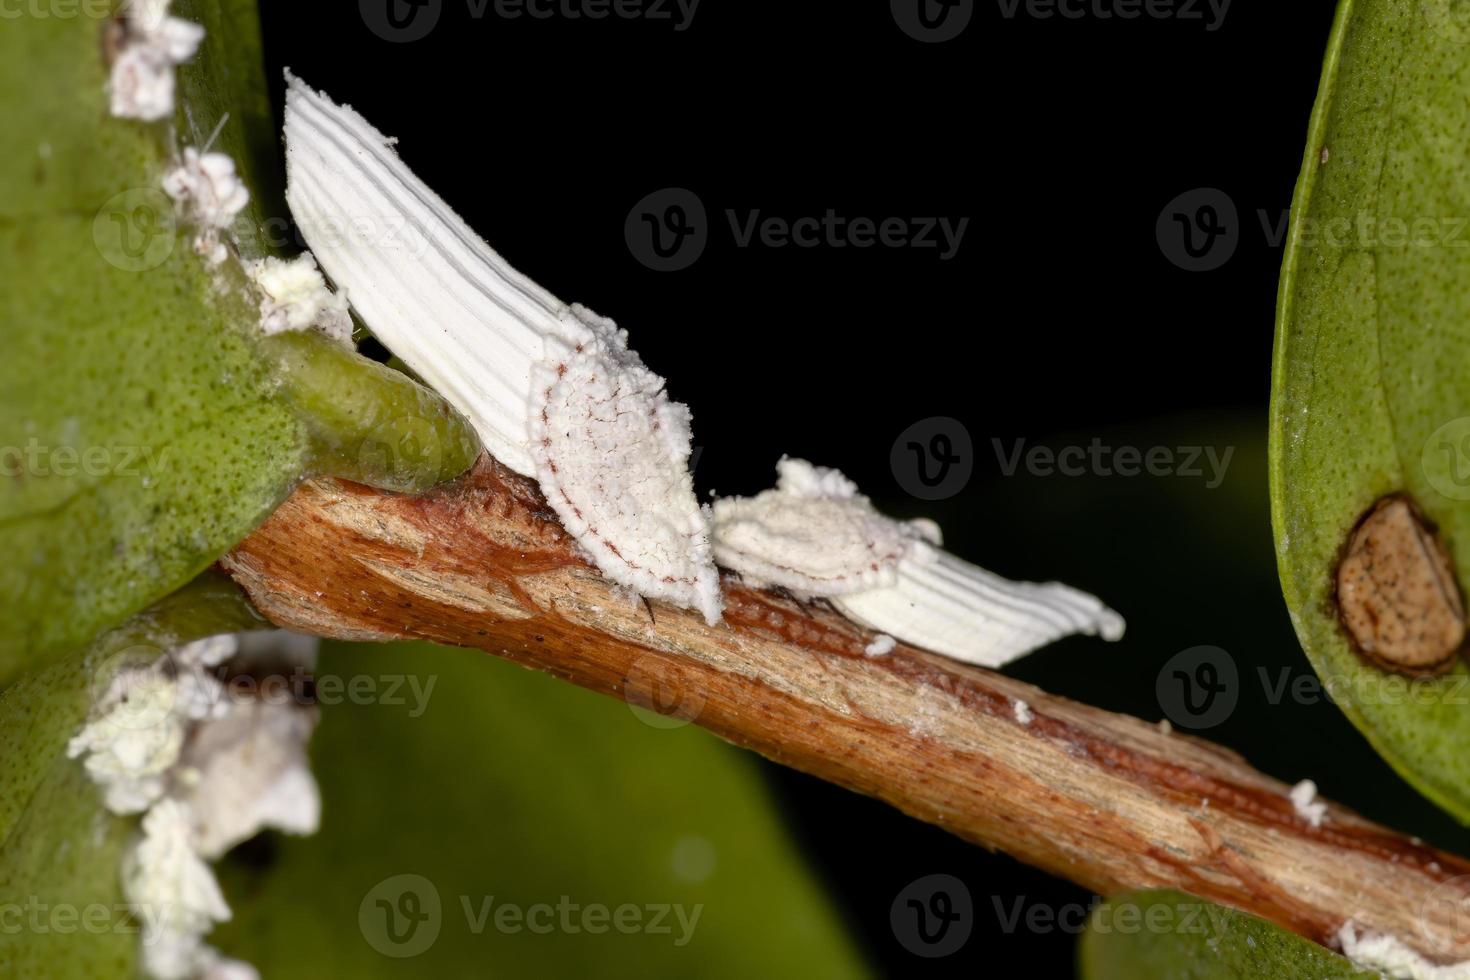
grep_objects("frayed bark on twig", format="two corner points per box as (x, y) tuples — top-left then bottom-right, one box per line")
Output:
(222, 456), (1470, 964)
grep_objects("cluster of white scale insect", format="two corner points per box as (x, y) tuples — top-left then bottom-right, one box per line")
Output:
(68, 635), (319, 980)
(107, 23), (1438, 980)
(280, 73), (1125, 668)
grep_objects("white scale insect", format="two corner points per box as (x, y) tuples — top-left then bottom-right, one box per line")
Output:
(108, 0), (204, 122)
(283, 75), (1124, 667)
(713, 458), (1124, 667)
(285, 73), (722, 625)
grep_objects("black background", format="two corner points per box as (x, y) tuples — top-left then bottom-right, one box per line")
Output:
(254, 2), (1465, 976)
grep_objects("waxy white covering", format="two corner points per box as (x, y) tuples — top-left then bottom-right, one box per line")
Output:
(713, 459), (1125, 668)
(1338, 921), (1470, 980)
(247, 252), (352, 344)
(283, 74), (721, 623)
(162, 148), (250, 265)
(71, 633), (321, 980)
(108, 0), (203, 122)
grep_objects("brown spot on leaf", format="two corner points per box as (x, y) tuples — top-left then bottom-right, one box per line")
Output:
(1337, 495), (1466, 676)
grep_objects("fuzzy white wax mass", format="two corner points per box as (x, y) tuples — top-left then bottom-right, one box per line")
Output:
(1337, 921), (1470, 980)
(109, 0), (204, 122)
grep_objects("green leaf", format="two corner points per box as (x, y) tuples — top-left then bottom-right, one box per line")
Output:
(0, 3), (476, 681)
(213, 641), (870, 979)
(263, 330), (482, 495)
(1271, 0), (1470, 820)
(4, 6), (847, 978)
(0, 756), (138, 979)
(0, 573), (264, 978)
(171, 0), (287, 259)
(0, 0), (308, 672)
(1078, 890), (1376, 980)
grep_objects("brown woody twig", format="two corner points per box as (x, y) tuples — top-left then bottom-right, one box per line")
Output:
(221, 456), (1470, 964)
